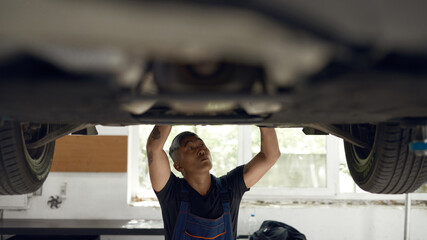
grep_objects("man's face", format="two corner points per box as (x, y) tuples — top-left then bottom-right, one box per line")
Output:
(174, 135), (212, 175)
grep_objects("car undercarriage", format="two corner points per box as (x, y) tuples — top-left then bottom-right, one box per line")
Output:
(0, 0), (426, 195)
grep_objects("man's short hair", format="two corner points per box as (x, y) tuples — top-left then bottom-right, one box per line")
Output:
(169, 131), (197, 162)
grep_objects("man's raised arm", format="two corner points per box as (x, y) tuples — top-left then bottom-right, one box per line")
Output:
(243, 127), (281, 188)
(146, 125), (172, 192)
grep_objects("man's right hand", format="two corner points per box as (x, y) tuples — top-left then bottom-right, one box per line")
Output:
(146, 125), (172, 192)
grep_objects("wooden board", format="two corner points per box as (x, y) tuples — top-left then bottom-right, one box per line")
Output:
(51, 135), (127, 172)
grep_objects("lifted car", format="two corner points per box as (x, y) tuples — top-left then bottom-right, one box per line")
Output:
(0, 0), (426, 195)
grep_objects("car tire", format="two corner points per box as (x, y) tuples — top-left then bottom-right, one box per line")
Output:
(0, 121), (55, 195)
(344, 123), (427, 194)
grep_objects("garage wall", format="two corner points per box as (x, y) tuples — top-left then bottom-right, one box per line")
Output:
(2, 126), (426, 240)
(3, 172), (427, 240)
(238, 205), (427, 240)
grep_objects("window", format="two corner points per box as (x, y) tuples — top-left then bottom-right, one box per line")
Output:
(140, 125), (239, 182)
(130, 125), (239, 203)
(251, 126), (327, 188)
(128, 125), (426, 204)
(244, 127), (334, 200)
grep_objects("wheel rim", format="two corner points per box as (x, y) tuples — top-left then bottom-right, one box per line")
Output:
(21, 123), (49, 162)
(350, 124), (377, 168)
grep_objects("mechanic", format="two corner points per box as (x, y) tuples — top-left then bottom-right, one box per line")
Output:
(146, 125), (280, 240)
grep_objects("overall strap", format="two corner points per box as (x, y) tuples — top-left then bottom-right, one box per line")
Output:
(172, 180), (190, 240)
(216, 177), (234, 239)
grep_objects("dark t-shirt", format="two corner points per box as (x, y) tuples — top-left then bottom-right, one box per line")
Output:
(155, 165), (249, 240)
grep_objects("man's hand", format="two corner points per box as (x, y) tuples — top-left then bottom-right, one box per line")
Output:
(146, 125), (172, 192)
(243, 127), (281, 188)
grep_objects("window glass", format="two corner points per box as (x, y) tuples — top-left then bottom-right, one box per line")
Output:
(251, 127), (327, 188)
(415, 184), (427, 193)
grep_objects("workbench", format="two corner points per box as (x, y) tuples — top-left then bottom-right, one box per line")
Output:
(0, 219), (164, 239)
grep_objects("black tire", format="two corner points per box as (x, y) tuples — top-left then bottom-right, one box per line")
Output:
(344, 123), (427, 194)
(0, 121), (55, 195)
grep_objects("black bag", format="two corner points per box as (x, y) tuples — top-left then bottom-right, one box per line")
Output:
(250, 220), (306, 240)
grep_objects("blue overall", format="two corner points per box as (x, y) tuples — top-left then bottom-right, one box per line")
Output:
(172, 177), (234, 240)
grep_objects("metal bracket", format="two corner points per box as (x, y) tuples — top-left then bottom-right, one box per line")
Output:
(26, 123), (94, 149)
(71, 126), (98, 135)
(303, 123), (370, 149)
(302, 127), (329, 135)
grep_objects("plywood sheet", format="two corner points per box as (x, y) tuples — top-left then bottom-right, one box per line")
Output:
(51, 135), (127, 172)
